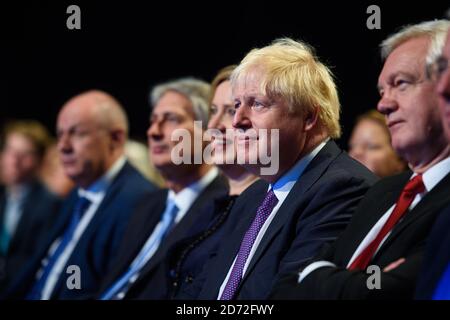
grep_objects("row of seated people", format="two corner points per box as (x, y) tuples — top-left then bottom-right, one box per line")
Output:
(0, 19), (450, 300)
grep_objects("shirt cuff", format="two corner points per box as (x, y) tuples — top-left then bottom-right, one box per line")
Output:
(298, 261), (336, 283)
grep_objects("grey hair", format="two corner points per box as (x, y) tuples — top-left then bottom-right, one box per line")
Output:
(150, 77), (211, 129)
(380, 20), (450, 68)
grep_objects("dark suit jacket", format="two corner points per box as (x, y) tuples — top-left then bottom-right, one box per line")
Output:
(96, 173), (229, 299)
(0, 181), (61, 292)
(272, 171), (450, 300)
(169, 195), (238, 300)
(415, 203), (450, 299)
(197, 140), (377, 300)
(3, 161), (157, 299)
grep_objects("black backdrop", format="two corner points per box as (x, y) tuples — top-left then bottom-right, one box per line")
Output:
(2, 0), (449, 148)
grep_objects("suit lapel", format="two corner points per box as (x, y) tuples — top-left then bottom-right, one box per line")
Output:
(375, 172), (450, 258)
(106, 190), (167, 284)
(339, 172), (411, 264)
(201, 181), (267, 298)
(136, 175), (228, 281)
(8, 181), (46, 253)
(242, 141), (342, 281)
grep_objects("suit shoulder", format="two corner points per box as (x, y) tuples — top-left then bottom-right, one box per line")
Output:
(365, 171), (412, 196)
(118, 162), (158, 194)
(331, 152), (378, 183)
(238, 179), (268, 198)
(33, 181), (62, 203)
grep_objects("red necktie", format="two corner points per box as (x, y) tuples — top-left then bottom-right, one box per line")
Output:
(348, 174), (425, 271)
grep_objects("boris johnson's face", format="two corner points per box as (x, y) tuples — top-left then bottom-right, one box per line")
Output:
(232, 68), (307, 182)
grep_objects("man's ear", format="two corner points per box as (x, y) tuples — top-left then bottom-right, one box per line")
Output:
(110, 129), (126, 149)
(304, 106), (320, 132)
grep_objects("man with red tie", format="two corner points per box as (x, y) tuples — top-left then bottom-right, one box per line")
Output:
(272, 20), (450, 300)
(415, 24), (450, 300)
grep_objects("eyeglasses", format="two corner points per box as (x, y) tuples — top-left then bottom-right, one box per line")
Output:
(426, 55), (449, 81)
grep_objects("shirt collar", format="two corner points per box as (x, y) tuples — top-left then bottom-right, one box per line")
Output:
(6, 183), (31, 202)
(78, 156), (127, 203)
(413, 156), (450, 192)
(167, 166), (219, 215)
(270, 139), (329, 203)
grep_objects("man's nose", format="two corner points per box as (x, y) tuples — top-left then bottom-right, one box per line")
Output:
(232, 106), (252, 131)
(377, 92), (399, 116)
(147, 121), (163, 141)
(57, 134), (72, 153)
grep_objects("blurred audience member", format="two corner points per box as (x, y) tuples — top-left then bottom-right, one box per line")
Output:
(125, 139), (165, 188)
(39, 142), (74, 197)
(97, 78), (229, 300)
(0, 120), (61, 292)
(349, 109), (407, 177)
(4, 90), (157, 299)
(144, 66), (259, 299)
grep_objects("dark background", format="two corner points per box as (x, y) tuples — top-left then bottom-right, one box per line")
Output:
(1, 0), (449, 147)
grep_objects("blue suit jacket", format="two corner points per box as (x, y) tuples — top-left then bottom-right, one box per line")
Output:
(96, 174), (229, 299)
(0, 181), (61, 292)
(415, 203), (450, 299)
(198, 140), (377, 299)
(3, 161), (157, 299)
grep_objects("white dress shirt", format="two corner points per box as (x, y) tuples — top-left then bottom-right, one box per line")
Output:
(298, 156), (450, 283)
(39, 156), (127, 300)
(217, 140), (328, 299)
(2, 184), (30, 242)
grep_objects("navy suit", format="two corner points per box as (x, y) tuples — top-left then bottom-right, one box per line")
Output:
(3, 161), (157, 299)
(0, 181), (61, 292)
(415, 203), (450, 299)
(273, 171), (450, 300)
(198, 140), (377, 299)
(169, 195), (239, 300)
(96, 174), (229, 299)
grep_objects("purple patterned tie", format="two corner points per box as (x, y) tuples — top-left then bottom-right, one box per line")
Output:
(220, 189), (279, 300)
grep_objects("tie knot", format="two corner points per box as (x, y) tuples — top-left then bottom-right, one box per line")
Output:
(255, 189), (278, 220)
(163, 201), (179, 223)
(403, 174), (425, 196)
(74, 196), (92, 218)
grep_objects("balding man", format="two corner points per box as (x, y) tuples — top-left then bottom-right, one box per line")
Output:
(4, 90), (157, 299)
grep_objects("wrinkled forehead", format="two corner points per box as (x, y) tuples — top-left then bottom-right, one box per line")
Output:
(152, 91), (195, 118)
(378, 37), (430, 84)
(444, 32), (450, 57)
(231, 66), (267, 98)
